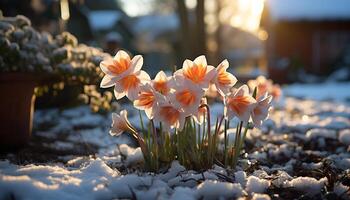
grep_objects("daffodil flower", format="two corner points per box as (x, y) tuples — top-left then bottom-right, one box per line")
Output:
(134, 83), (166, 119)
(113, 70), (151, 100)
(174, 55), (216, 90)
(251, 93), (272, 128)
(225, 85), (257, 122)
(152, 71), (172, 95)
(169, 77), (204, 116)
(247, 75), (272, 99)
(110, 110), (132, 136)
(153, 98), (186, 131)
(270, 84), (282, 101)
(213, 59), (237, 97)
(100, 50), (150, 100)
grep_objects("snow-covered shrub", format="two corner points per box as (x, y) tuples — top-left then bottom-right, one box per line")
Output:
(0, 13), (112, 112)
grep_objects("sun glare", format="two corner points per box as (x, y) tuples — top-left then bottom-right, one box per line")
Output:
(221, 0), (265, 36)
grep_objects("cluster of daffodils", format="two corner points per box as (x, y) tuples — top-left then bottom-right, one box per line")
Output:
(100, 50), (273, 171)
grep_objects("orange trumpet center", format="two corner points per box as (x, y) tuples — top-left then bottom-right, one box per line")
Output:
(176, 89), (196, 106)
(159, 106), (180, 125)
(227, 96), (253, 116)
(120, 74), (140, 90)
(135, 91), (155, 108)
(217, 68), (232, 85)
(184, 64), (207, 83)
(107, 57), (130, 75)
(153, 80), (169, 95)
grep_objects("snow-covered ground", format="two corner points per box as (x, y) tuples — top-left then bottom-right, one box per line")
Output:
(0, 83), (350, 200)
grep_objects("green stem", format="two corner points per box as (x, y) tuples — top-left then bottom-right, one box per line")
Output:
(232, 121), (243, 168)
(224, 119), (228, 166)
(138, 110), (145, 134)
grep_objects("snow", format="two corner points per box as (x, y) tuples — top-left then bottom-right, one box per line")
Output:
(333, 182), (350, 199)
(306, 128), (337, 140)
(245, 176), (270, 194)
(119, 144), (144, 166)
(170, 187), (197, 200)
(339, 129), (350, 145)
(157, 161), (186, 182)
(196, 180), (245, 199)
(1, 84), (350, 199)
(287, 177), (328, 195)
(284, 82), (350, 102)
(252, 193), (271, 200)
(266, 0), (350, 21)
(234, 171), (247, 187)
(0, 158), (119, 200)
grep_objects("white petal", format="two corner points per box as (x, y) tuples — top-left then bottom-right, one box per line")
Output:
(126, 87), (141, 101)
(131, 55), (143, 72)
(100, 59), (116, 76)
(114, 50), (130, 61)
(235, 85), (250, 96)
(204, 65), (217, 82)
(137, 70), (151, 83)
(144, 108), (154, 119)
(114, 86), (126, 100)
(100, 75), (116, 88)
(218, 59), (229, 70)
(154, 70), (167, 81)
(193, 55), (207, 67)
(182, 59), (193, 71)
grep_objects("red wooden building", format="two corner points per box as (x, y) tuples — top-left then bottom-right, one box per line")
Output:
(261, 0), (350, 83)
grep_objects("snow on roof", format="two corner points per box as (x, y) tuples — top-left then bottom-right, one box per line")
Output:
(88, 11), (122, 31)
(266, 0), (350, 21)
(133, 14), (179, 36)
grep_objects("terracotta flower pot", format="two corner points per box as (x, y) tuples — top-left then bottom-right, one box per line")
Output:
(0, 73), (46, 150)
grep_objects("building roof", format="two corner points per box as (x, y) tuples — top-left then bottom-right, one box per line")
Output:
(266, 0), (350, 21)
(87, 11), (122, 31)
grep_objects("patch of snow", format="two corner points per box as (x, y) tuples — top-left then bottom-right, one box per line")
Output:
(235, 171), (247, 187)
(284, 82), (350, 102)
(271, 171), (292, 188)
(246, 176), (270, 194)
(170, 187), (197, 200)
(306, 128), (337, 140)
(339, 129), (350, 145)
(333, 182), (350, 199)
(252, 193), (272, 200)
(168, 171), (218, 188)
(157, 161), (186, 182)
(196, 180), (245, 199)
(119, 144), (144, 166)
(327, 68), (350, 82)
(109, 174), (152, 199)
(287, 177), (327, 196)
(0, 158), (119, 200)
